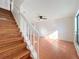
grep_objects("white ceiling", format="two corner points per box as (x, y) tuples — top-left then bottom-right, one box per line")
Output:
(21, 0), (79, 38)
(22, 0), (79, 21)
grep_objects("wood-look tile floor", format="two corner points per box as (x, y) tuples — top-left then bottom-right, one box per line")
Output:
(39, 38), (79, 59)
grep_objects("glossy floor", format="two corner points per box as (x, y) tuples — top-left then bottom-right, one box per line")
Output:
(39, 38), (79, 59)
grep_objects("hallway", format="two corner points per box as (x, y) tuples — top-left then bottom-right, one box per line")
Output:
(0, 8), (32, 59)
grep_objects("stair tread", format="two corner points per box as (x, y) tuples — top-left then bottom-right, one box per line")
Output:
(1, 48), (30, 59)
(0, 30), (19, 33)
(0, 31), (20, 34)
(0, 39), (23, 48)
(0, 29), (19, 31)
(0, 32), (21, 36)
(0, 33), (21, 38)
(0, 25), (17, 27)
(0, 36), (23, 42)
(0, 26), (18, 28)
(0, 19), (16, 23)
(0, 42), (26, 53)
(0, 31), (19, 33)
(0, 21), (16, 24)
(0, 36), (23, 44)
(0, 24), (16, 26)
(0, 27), (18, 29)
(14, 49), (30, 59)
(0, 43), (27, 58)
(0, 31), (21, 34)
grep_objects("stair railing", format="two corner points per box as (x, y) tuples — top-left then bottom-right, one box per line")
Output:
(11, 1), (40, 59)
(19, 10), (40, 59)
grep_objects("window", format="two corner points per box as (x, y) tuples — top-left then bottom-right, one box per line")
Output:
(76, 14), (79, 44)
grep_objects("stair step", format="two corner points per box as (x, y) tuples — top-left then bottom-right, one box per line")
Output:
(0, 26), (17, 28)
(0, 32), (21, 35)
(0, 26), (19, 30)
(0, 24), (17, 27)
(0, 43), (27, 58)
(0, 20), (15, 22)
(0, 28), (19, 31)
(0, 30), (20, 34)
(0, 21), (16, 24)
(0, 19), (16, 23)
(0, 33), (21, 38)
(0, 40), (23, 49)
(0, 23), (17, 26)
(0, 28), (19, 32)
(0, 38), (23, 48)
(0, 29), (19, 32)
(2, 48), (30, 59)
(0, 42), (26, 53)
(14, 49), (30, 59)
(0, 26), (18, 29)
(0, 37), (23, 43)
(0, 24), (16, 26)
(0, 23), (16, 26)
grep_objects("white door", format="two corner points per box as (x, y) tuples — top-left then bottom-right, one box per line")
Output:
(0, 0), (10, 10)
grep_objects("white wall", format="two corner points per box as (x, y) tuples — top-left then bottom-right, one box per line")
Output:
(74, 10), (79, 56)
(0, 0), (10, 10)
(76, 0), (79, 12)
(34, 16), (74, 42)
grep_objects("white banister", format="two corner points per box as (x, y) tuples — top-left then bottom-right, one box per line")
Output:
(16, 7), (40, 59)
(20, 13), (40, 59)
(11, 1), (40, 58)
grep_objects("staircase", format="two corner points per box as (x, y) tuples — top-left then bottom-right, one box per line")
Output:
(0, 8), (32, 59)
